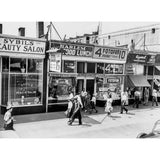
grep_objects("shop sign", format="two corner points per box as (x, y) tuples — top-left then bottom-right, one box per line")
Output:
(106, 77), (120, 83)
(0, 37), (45, 54)
(64, 61), (75, 73)
(49, 53), (61, 72)
(127, 53), (148, 63)
(93, 45), (127, 61)
(50, 40), (93, 57)
(147, 55), (155, 64)
(105, 63), (123, 74)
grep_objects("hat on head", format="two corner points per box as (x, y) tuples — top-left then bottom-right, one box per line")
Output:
(6, 105), (12, 110)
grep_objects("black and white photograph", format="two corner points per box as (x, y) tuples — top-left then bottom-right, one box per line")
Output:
(1, 0), (160, 160)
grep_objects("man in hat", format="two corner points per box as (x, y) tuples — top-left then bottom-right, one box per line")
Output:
(68, 97), (82, 125)
(4, 102), (15, 130)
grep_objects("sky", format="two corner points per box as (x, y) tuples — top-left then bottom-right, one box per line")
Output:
(1, 22), (159, 40)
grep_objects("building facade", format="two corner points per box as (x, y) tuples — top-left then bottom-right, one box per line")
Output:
(0, 34), (46, 114)
(47, 40), (128, 107)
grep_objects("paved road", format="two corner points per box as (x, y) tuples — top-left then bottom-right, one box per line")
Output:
(0, 107), (160, 138)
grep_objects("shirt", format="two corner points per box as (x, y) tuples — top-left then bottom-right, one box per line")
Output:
(4, 111), (12, 124)
(91, 96), (96, 104)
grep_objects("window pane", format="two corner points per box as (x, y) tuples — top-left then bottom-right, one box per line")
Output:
(87, 63), (95, 73)
(10, 74), (42, 106)
(10, 58), (26, 73)
(64, 61), (75, 73)
(2, 57), (9, 72)
(97, 63), (104, 74)
(148, 66), (153, 75)
(77, 62), (85, 73)
(2, 73), (9, 105)
(28, 59), (43, 73)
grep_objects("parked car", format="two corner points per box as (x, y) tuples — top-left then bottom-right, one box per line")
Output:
(137, 120), (160, 138)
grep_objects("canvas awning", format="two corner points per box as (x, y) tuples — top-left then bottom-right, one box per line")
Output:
(155, 66), (160, 71)
(128, 75), (151, 87)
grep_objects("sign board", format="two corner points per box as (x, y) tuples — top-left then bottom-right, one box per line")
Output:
(106, 77), (120, 83)
(93, 45), (128, 61)
(104, 63), (123, 74)
(49, 53), (61, 72)
(64, 61), (75, 73)
(0, 37), (46, 54)
(50, 40), (94, 57)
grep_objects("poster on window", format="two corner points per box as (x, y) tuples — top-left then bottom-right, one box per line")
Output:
(49, 53), (61, 72)
(105, 63), (123, 74)
(64, 61), (75, 73)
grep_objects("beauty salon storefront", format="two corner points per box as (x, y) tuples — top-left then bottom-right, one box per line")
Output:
(0, 34), (46, 114)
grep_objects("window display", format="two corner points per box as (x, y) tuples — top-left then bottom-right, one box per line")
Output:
(48, 77), (73, 101)
(1, 57), (43, 107)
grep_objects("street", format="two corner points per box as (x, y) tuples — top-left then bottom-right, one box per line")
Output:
(0, 106), (160, 138)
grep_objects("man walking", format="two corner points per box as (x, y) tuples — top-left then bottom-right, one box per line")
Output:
(120, 91), (128, 114)
(133, 88), (140, 108)
(68, 97), (82, 125)
(152, 89), (158, 107)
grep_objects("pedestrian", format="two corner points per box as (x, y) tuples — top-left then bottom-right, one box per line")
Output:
(85, 91), (91, 113)
(90, 94), (98, 113)
(104, 94), (113, 116)
(152, 89), (158, 107)
(133, 88), (140, 108)
(65, 98), (74, 119)
(69, 91), (74, 99)
(74, 92), (83, 109)
(81, 88), (87, 110)
(68, 97), (82, 125)
(143, 87), (149, 105)
(4, 102), (15, 130)
(120, 92), (128, 114)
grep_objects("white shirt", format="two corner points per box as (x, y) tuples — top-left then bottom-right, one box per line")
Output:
(91, 96), (96, 104)
(69, 93), (74, 99)
(74, 95), (83, 107)
(4, 111), (12, 124)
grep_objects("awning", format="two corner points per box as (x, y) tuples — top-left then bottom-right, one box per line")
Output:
(128, 75), (151, 87)
(156, 66), (160, 71)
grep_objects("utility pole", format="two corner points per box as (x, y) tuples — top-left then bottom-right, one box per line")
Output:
(144, 33), (146, 51)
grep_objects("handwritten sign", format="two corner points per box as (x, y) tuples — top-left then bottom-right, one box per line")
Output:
(0, 37), (46, 54)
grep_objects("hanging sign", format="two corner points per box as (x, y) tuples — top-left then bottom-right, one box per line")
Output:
(0, 37), (46, 54)
(49, 53), (61, 72)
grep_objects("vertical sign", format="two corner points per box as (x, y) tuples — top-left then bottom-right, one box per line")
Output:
(49, 53), (61, 72)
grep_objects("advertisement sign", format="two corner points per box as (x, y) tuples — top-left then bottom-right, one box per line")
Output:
(105, 63), (123, 74)
(127, 53), (148, 63)
(64, 61), (75, 73)
(93, 45), (127, 61)
(49, 53), (61, 72)
(106, 77), (120, 83)
(0, 37), (46, 54)
(51, 40), (93, 57)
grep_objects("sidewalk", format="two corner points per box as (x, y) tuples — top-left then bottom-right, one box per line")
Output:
(0, 101), (158, 130)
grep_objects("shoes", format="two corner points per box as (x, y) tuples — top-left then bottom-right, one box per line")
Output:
(95, 110), (98, 113)
(79, 123), (82, 125)
(120, 112), (123, 114)
(67, 121), (72, 125)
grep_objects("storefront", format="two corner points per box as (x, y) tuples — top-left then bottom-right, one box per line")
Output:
(93, 45), (128, 105)
(125, 51), (155, 101)
(47, 40), (128, 107)
(0, 34), (46, 114)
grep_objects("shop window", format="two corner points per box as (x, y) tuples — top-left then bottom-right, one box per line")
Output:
(2, 57), (9, 72)
(48, 77), (73, 101)
(28, 59), (43, 73)
(148, 66), (154, 75)
(155, 67), (160, 75)
(144, 65), (147, 75)
(1, 57), (43, 106)
(77, 62), (85, 73)
(1, 73), (9, 105)
(10, 74), (43, 106)
(64, 61), (75, 73)
(10, 58), (26, 73)
(87, 63), (95, 73)
(97, 63), (104, 74)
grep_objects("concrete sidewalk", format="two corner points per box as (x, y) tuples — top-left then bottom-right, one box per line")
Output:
(0, 105), (160, 138)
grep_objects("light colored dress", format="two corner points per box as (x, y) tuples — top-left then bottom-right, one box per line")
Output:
(105, 98), (113, 113)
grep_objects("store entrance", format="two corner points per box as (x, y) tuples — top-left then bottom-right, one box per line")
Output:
(86, 79), (94, 97)
(76, 79), (84, 94)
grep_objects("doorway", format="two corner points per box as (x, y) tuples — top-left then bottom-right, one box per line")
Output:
(76, 79), (84, 94)
(86, 79), (94, 97)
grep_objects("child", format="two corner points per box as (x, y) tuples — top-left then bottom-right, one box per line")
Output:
(105, 94), (113, 116)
